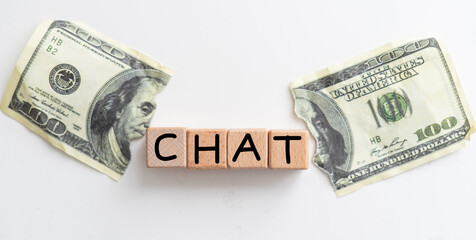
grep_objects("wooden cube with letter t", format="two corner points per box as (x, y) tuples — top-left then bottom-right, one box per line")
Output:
(268, 130), (309, 169)
(187, 129), (228, 169)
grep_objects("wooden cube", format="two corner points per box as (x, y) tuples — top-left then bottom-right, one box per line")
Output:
(187, 129), (227, 169)
(268, 130), (309, 169)
(227, 129), (268, 168)
(146, 127), (187, 168)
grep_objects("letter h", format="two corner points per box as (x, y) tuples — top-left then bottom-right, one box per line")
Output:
(195, 134), (220, 164)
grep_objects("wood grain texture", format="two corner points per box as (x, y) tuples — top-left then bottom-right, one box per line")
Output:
(227, 129), (268, 168)
(187, 129), (227, 169)
(146, 127), (187, 168)
(268, 130), (309, 169)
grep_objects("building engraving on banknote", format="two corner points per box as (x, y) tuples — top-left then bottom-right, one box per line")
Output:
(291, 38), (474, 196)
(1, 20), (172, 179)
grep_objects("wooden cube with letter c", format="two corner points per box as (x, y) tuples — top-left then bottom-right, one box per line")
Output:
(146, 127), (187, 168)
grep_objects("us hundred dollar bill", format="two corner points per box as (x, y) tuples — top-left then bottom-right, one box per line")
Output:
(291, 38), (475, 196)
(0, 20), (172, 180)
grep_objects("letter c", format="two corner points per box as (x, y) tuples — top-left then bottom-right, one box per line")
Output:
(154, 133), (177, 161)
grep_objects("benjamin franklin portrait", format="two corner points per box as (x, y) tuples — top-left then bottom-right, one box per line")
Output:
(90, 71), (166, 174)
(295, 98), (348, 179)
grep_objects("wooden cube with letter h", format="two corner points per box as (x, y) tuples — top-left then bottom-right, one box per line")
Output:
(187, 129), (228, 169)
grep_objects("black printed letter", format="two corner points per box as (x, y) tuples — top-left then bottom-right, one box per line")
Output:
(195, 134), (220, 164)
(232, 133), (261, 162)
(272, 135), (302, 164)
(154, 133), (177, 161)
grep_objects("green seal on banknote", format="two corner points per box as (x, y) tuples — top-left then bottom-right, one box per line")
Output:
(376, 91), (408, 123)
(0, 20), (173, 180)
(290, 38), (475, 196)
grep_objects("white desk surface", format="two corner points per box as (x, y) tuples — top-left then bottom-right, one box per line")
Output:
(1, 0), (475, 239)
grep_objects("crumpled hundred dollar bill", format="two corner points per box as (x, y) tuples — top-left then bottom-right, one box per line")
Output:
(291, 38), (475, 196)
(1, 20), (172, 180)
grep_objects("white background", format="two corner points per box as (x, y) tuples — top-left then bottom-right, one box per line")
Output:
(1, 0), (475, 239)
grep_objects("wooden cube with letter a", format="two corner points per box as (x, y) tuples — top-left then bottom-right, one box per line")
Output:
(187, 129), (228, 169)
(227, 129), (268, 168)
(268, 130), (309, 169)
(146, 127), (187, 168)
